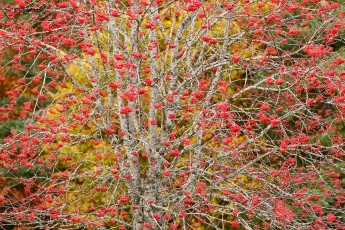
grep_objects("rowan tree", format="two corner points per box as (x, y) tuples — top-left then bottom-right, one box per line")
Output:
(0, 0), (345, 229)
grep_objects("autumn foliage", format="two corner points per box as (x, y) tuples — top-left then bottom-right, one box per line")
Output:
(0, 0), (345, 229)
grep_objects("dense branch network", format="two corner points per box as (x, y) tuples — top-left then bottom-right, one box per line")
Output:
(0, 0), (344, 229)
